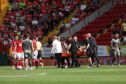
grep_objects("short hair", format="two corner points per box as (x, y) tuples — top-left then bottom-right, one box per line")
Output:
(53, 35), (58, 39)
(24, 34), (30, 39)
(87, 33), (91, 37)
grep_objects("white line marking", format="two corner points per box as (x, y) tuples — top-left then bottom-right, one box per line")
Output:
(38, 73), (47, 75)
(0, 75), (29, 77)
(0, 73), (47, 78)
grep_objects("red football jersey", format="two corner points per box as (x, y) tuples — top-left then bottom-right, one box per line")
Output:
(16, 40), (23, 53)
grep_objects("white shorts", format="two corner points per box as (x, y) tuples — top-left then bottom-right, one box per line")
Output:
(16, 52), (24, 59)
(12, 52), (17, 58)
(113, 49), (120, 56)
(32, 50), (38, 59)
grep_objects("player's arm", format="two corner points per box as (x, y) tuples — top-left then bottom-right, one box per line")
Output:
(31, 41), (34, 52)
(76, 42), (80, 51)
(22, 41), (25, 51)
(85, 40), (90, 50)
(68, 43), (71, 50)
(111, 39), (115, 50)
(51, 42), (55, 54)
(40, 42), (43, 54)
(32, 41), (35, 51)
(85, 43), (90, 50)
(81, 40), (87, 49)
(14, 42), (17, 53)
(119, 39), (121, 50)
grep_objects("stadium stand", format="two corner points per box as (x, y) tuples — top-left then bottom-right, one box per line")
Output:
(0, 0), (110, 52)
(0, 0), (126, 55)
(74, 2), (126, 45)
(42, 0), (110, 44)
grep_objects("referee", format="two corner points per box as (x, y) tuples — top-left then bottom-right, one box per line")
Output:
(36, 37), (44, 68)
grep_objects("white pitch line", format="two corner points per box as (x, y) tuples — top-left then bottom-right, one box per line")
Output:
(0, 73), (47, 78)
(38, 73), (47, 75)
(0, 75), (29, 78)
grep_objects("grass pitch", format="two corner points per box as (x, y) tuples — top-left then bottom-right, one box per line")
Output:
(0, 65), (126, 84)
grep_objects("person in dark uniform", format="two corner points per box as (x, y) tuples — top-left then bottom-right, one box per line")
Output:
(87, 33), (100, 67)
(68, 36), (80, 68)
(83, 34), (93, 68)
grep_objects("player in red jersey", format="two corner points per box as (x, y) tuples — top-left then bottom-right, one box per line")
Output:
(15, 35), (24, 70)
(32, 37), (38, 68)
(11, 37), (17, 69)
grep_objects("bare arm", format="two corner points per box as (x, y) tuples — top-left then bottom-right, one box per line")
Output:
(68, 44), (71, 50)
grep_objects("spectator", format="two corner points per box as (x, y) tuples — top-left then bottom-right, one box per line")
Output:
(58, 11), (64, 19)
(9, 0), (14, 4)
(60, 24), (66, 33)
(19, 24), (25, 32)
(122, 35), (126, 44)
(122, 20), (126, 35)
(71, 15), (79, 25)
(80, 2), (87, 12)
(18, 15), (25, 25)
(64, 4), (71, 16)
(47, 18), (54, 31)
(19, 0), (26, 10)
(32, 18), (38, 28)
(10, 20), (16, 29)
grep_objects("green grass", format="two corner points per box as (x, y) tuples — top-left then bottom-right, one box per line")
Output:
(0, 65), (126, 84)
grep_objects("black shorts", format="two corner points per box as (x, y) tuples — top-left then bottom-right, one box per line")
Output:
(37, 50), (42, 59)
(24, 52), (32, 59)
(86, 49), (93, 57)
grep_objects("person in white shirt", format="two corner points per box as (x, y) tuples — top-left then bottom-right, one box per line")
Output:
(64, 4), (70, 16)
(80, 3), (87, 12)
(51, 36), (64, 68)
(71, 15), (79, 25)
(111, 34), (121, 67)
(32, 18), (38, 28)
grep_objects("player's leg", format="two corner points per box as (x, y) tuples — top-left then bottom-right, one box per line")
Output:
(32, 51), (37, 69)
(28, 53), (33, 70)
(87, 50), (93, 68)
(39, 57), (44, 68)
(95, 56), (100, 67)
(117, 49), (121, 67)
(24, 53), (30, 70)
(88, 57), (93, 67)
(71, 53), (76, 68)
(94, 49), (100, 67)
(16, 53), (19, 69)
(21, 53), (25, 69)
(16, 53), (22, 70)
(74, 53), (79, 68)
(37, 50), (44, 68)
(91, 52), (95, 65)
(64, 57), (70, 68)
(112, 50), (116, 66)
(12, 52), (16, 69)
